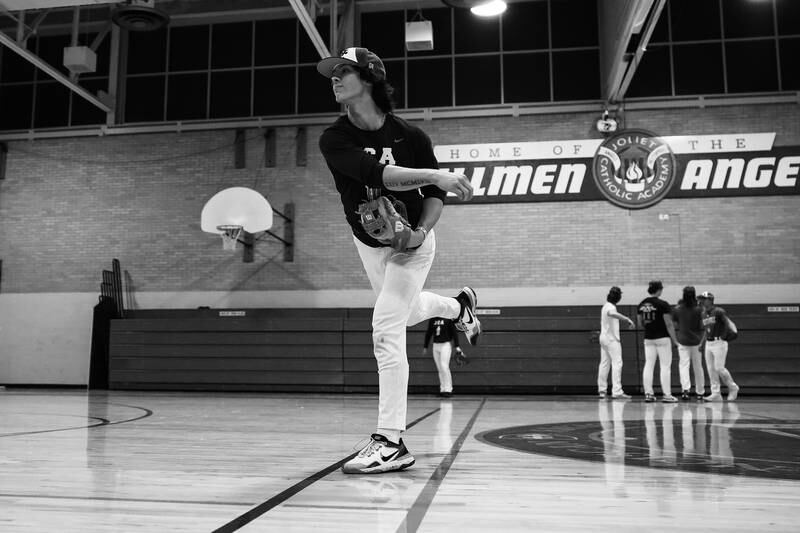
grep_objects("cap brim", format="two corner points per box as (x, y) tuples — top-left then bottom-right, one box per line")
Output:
(316, 57), (358, 78)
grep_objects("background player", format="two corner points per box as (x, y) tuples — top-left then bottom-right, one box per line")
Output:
(672, 286), (705, 400)
(597, 286), (635, 399)
(698, 291), (740, 402)
(423, 316), (465, 398)
(637, 280), (680, 403)
(317, 47), (480, 474)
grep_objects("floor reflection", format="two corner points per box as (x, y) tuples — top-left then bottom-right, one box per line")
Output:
(478, 400), (800, 481)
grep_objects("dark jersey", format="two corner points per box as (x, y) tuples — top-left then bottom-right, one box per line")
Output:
(671, 303), (704, 345)
(319, 114), (447, 247)
(702, 306), (730, 339)
(638, 296), (671, 339)
(423, 317), (460, 348)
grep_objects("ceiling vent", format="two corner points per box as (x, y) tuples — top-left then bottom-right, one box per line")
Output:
(111, 1), (169, 32)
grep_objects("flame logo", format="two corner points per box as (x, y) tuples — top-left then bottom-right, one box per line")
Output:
(626, 162), (643, 183)
(592, 129), (677, 209)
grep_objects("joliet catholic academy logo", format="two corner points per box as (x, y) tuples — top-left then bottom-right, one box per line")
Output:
(592, 129), (677, 209)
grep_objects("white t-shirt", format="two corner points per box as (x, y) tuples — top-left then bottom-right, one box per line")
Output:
(600, 302), (620, 342)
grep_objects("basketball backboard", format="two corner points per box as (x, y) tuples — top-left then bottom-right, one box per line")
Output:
(200, 187), (273, 235)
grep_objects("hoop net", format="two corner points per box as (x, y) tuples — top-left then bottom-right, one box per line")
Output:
(217, 224), (243, 251)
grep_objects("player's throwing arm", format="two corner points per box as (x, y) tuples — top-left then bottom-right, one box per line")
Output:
(382, 166), (473, 202)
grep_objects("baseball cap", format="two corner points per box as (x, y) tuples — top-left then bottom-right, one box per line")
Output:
(317, 47), (386, 81)
(698, 291), (715, 300)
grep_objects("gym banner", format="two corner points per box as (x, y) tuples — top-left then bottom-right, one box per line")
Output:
(434, 131), (800, 209)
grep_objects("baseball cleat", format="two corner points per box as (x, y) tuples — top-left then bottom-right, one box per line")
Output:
(454, 286), (481, 345)
(644, 393), (656, 403)
(342, 434), (415, 474)
(703, 393), (723, 402)
(662, 395), (678, 403)
(611, 392), (631, 399)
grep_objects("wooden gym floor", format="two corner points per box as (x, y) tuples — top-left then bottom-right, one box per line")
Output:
(1, 390), (799, 532)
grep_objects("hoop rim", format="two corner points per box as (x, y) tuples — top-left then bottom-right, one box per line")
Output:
(217, 224), (243, 232)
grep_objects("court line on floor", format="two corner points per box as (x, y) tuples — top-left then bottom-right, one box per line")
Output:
(0, 493), (255, 507)
(0, 404), (152, 438)
(212, 406), (442, 533)
(397, 397), (488, 533)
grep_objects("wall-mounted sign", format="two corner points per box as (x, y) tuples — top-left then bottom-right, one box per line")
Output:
(435, 132), (799, 208)
(219, 310), (246, 317)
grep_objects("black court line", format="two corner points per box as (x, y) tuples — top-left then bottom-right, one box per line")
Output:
(0, 415), (110, 438)
(397, 398), (487, 533)
(212, 407), (442, 533)
(103, 403), (154, 425)
(0, 493), (255, 507)
(0, 404), (152, 438)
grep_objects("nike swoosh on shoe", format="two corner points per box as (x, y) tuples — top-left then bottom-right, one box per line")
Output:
(380, 449), (401, 462)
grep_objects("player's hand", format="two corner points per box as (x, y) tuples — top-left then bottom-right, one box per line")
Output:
(406, 228), (427, 249)
(627, 319), (635, 329)
(454, 347), (469, 366)
(435, 170), (473, 201)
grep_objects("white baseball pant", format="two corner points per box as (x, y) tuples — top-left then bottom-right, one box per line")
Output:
(354, 229), (461, 433)
(643, 337), (673, 396)
(432, 342), (453, 393)
(597, 336), (624, 396)
(677, 343), (705, 393)
(704, 339), (737, 394)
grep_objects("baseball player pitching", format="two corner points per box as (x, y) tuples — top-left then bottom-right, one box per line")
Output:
(317, 47), (481, 474)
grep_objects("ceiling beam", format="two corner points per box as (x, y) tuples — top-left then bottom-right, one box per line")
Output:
(612, 0), (666, 103)
(287, 0), (330, 59)
(599, 0), (666, 106)
(0, 29), (111, 112)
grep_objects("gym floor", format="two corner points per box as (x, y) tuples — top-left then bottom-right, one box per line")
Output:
(1, 390), (798, 532)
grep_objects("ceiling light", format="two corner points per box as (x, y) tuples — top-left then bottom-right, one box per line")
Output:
(470, 0), (507, 17)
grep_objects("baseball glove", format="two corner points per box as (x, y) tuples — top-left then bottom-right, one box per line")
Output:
(356, 195), (413, 251)
(723, 330), (738, 342)
(454, 347), (469, 366)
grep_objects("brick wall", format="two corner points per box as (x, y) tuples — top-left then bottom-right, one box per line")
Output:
(1, 103), (798, 295)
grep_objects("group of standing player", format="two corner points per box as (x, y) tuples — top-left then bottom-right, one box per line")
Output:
(598, 280), (740, 403)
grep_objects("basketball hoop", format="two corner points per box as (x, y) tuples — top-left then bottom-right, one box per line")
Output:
(217, 224), (243, 251)
(201, 187), (273, 253)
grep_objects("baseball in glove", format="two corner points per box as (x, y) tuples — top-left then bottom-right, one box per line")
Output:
(356, 195), (413, 251)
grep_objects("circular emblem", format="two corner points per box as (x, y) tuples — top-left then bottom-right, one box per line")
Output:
(476, 419), (800, 480)
(592, 129), (677, 209)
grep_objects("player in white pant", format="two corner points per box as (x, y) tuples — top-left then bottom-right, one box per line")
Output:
(597, 286), (635, 399)
(698, 291), (739, 401)
(354, 233), (473, 429)
(637, 280), (680, 403)
(317, 47), (480, 474)
(672, 286), (705, 400)
(423, 316), (462, 397)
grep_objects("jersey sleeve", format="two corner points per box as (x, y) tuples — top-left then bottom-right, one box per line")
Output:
(319, 127), (385, 189)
